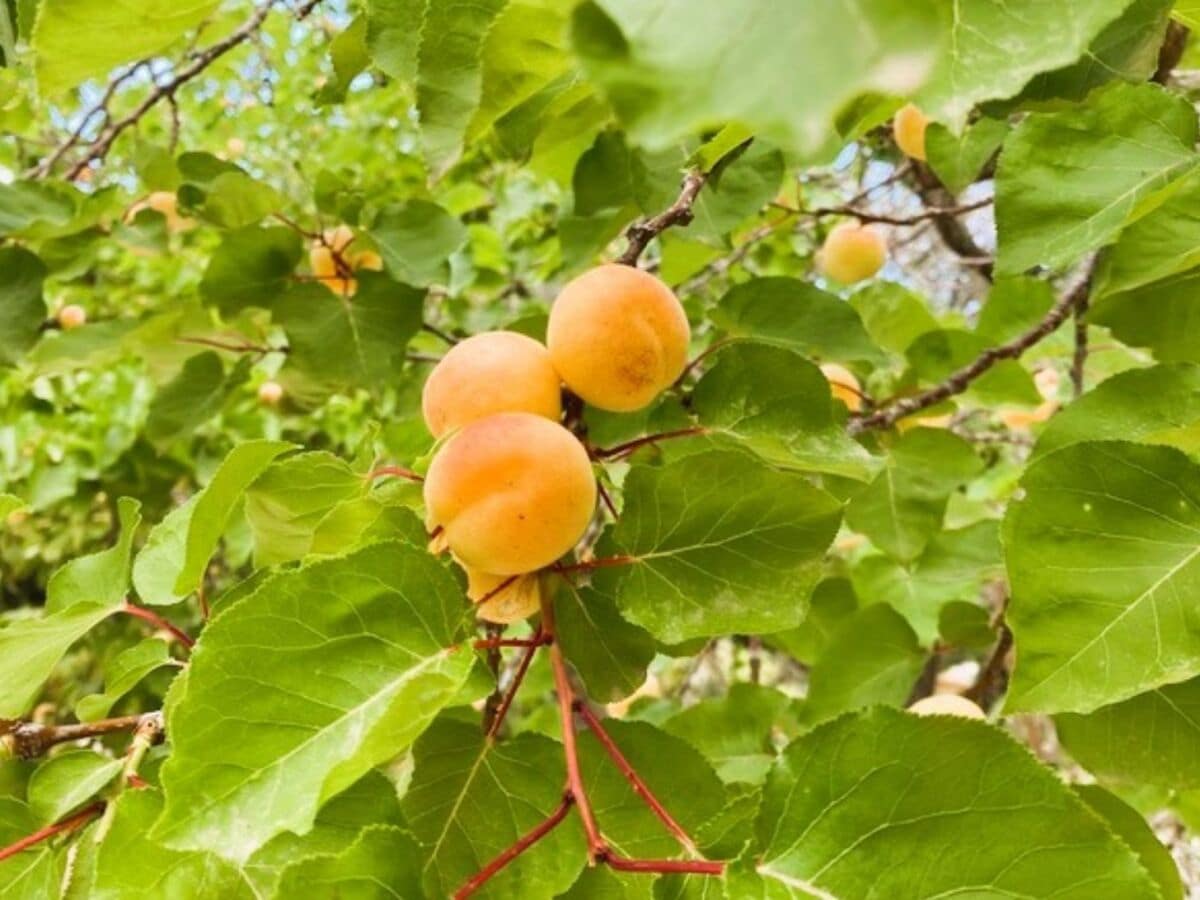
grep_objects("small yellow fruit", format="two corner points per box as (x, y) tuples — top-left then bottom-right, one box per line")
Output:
(893, 103), (929, 161)
(1034, 367), (1060, 401)
(58, 305), (87, 330)
(421, 331), (563, 438)
(466, 569), (543, 624)
(424, 412), (597, 575)
(309, 226), (380, 297)
(819, 363), (863, 412)
(258, 381), (284, 406)
(547, 264), (690, 412)
(1000, 400), (1057, 431)
(908, 694), (986, 720)
(225, 137), (246, 158)
(818, 222), (887, 284)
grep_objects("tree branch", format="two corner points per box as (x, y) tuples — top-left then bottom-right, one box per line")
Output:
(1, 712), (162, 760)
(452, 792), (574, 899)
(809, 196), (992, 227)
(1071, 288), (1089, 398)
(0, 802), (105, 863)
(965, 622), (1014, 710)
(617, 169), (711, 266)
(1154, 21), (1190, 85)
(909, 163), (994, 281)
(850, 258), (1096, 433)
(485, 629), (544, 741)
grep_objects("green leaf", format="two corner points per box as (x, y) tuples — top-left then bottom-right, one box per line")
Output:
(414, 0), (508, 174)
(0, 494), (24, 519)
(692, 342), (878, 482)
(403, 717), (586, 899)
(277, 276), (424, 397)
(1057, 676), (1200, 789)
(0, 180), (77, 235)
(153, 542), (474, 861)
(93, 790), (258, 899)
(712, 278), (882, 364)
(45, 497), (140, 614)
(1035, 363), (1200, 459)
(199, 226), (303, 316)
(317, 15), (370, 105)
(906, 329), (1042, 406)
(924, 117), (1007, 195)
(571, 0), (943, 160)
(365, 0), (425, 80)
(32, 0), (219, 95)
(848, 282), (938, 355)
(144, 352), (250, 449)
(755, 707), (1159, 899)
(801, 604), (924, 726)
(770, 578), (859, 666)
(132, 440), (294, 605)
(197, 172), (285, 229)
(369, 200), (467, 287)
(1093, 267), (1200, 362)
(845, 428), (982, 564)
(553, 573), (655, 704)
(0, 246), (46, 367)
(75, 638), (174, 722)
(1075, 784), (1183, 900)
(606, 450), (842, 643)
(274, 825), (423, 899)
(996, 82), (1198, 276)
(663, 683), (798, 785)
(27, 751), (121, 823)
(244, 451), (368, 567)
(975, 276), (1057, 344)
(1005, 440), (1200, 713)
(938, 600), (996, 650)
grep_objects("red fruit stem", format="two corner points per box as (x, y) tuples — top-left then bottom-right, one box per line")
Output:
(452, 791), (574, 899)
(593, 427), (708, 460)
(367, 465), (424, 483)
(0, 802), (104, 862)
(121, 601), (194, 649)
(574, 701), (698, 855)
(605, 855), (725, 875)
(550, 641), (606, 858)
(553, 555), (637, 575)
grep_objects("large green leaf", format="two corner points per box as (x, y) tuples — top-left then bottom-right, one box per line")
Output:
(711, 278), (882, 364)
(75, 638), (175, 722)
(365, 0), (425, 80)
(153, 542), (473, 861)
(1096, 169), (1200, 296)
(0, 246), (46, 367)
(27, 751), (122, 823)
(801, 604), (924, 726)
(754, 707), (1158, 899)
(144, 351), (251, 449)
(1093, 267), (1200, 362)
(925, 117), (1007, 195)
(132, 440), (294, 605)
(1057, 676), (1200, 789)
(199, 226), (302, 316)
(274, 825), (424, 899)
(847, 282), (939, 355)
(1005, 440), (1200, 714)
(45, 497), (140, 614)
(277, 276), (424, 396)
(370, 200), (467, 287)
(692, 342), (878, 482)
(403, 717), (586, 899)
(845, 428), (982, 564)
(32, 0), (220, 95)
(605, 450), (842, 643)
(1075, 784), (1184, 900)
(1035, 363), (1200, 459)
(996, 82), (1198, 275)
(571, 0), (943, 159)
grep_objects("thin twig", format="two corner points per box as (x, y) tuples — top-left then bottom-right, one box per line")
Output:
(452, 792), (574, 899)
(0, 803), (104, 862)
(809, 196), (992, 227)
(617, 170), (711, 266)
(122, 601), (194, 649)
(850, 257), (1097, 433)
(550, 642), (605, 857)
(1071, 288), (1090, 398)
(422, 323), (459, 346)
(909, 163), (994, 281)
(1, 712), (161, 760)
(367, 465), (423, 484)
(593, 427), (709, 460)
(485, 630), (543, 741)
(177, 335), (280, 355)
(553, 555), (637, 575)
(965, 623), (1014, 710)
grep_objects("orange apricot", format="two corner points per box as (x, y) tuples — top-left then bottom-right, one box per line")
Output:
(908, 694), (986, 720)
(893, 103), (929, 161)
(818, 222), (887, 284)
(819, 363), (863, 412)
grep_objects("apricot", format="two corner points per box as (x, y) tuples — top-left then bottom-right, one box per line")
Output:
(421, 331), (562, 438)
(1000, 401), (1056, 431)
(547, 264), (690, 412)
(424, 412), (597, 575)
(893, 103), (929, 161)
(58, 305), (87, 330)
(465, 568), (542, 624)
(819, 363), (862, 412)
(908, 694), (986, 720)
(818, 223), (887, 284)
(125, 191), (190, 232)
(309, 225), (381, 297)
(258, 380), (284, 406)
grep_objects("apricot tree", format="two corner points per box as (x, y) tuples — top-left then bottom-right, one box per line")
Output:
(0, 2), (1198, 899)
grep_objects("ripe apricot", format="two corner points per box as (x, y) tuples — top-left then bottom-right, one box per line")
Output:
(819, 363), (862, 412)
(893, 103), (929, 161)
(465, 568), (542, 624)
(421, 331), (562, 438)
(424, 412), (597, 575)
(818, 222), (887, 284)
(547, 264), (690, 412)
(908, 694), (986, 720)
(258, 380), (284, 406)
(310, 225), (380, 297)
(58, 305), (87, 330)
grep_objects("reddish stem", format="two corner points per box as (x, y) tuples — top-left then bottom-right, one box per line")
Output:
(452, 791), (574, 899)
(0, 802), (104, 862)
(596, 480), (619, 519)
(575, 702), (698, 855)
(605, 855), (725, 875)
(368, 465), (424, 484)
(549, 641), (606, 858)
(554, 555), (637, 575)
(122, 601), (194, 649)
(485, 631), (544, 741)
(474, 635), (551, 651)
(593, 427), (708, 460)
(673, 339), (733, 388)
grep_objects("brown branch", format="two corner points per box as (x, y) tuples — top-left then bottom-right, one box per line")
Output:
(59, 0), (322, 181)
(452, 791), (574, 899)
(553, 555), (637, 575)
(606, 855), (725, 875)
(122, 601), (194, 649)
(0, 802), (105, 862)
(1071, 289), (1089, 398)
(617, 170), (711, 266)
(965, 623), (1014, 710)
(1, 712), (161, 760)
(905, 648), (943, 706)
(677, 213), (798, 293)
(177, 335), (281, 355)
(809, 196), (992, 227)
(485, 630), (544, 741)
(1154, 21), (1189, 84)
(593, 427), (709, 460)
(909, 163), (994, 281)
(850, 258), (1096, 433)
(422, 323), (459, 346)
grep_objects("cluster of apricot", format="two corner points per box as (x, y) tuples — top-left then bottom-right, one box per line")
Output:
(420, 264), (690, 622)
